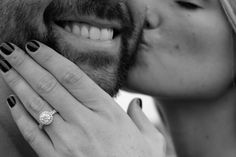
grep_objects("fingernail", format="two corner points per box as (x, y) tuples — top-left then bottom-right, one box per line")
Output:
(26, 40), (39, 52)
(0, 59), (12, 73)
(7, 95), (16, 108)
(0, 42), (15, 55)
(137, 98), (143, 109)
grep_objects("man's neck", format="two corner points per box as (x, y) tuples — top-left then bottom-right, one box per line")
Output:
(158, 89), (236, 157)
(0, 77), (37, 157)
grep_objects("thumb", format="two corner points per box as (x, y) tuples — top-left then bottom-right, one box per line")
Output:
(127, 98), (158, 135)
(127, 98), (167, 157)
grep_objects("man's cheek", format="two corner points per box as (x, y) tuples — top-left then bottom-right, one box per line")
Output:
(0, 1), (18, 42)
(0, 1), (46, 44)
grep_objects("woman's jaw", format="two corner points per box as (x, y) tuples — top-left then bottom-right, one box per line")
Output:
(126, 0), (236, 101)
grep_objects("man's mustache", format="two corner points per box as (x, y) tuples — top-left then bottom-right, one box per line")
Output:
(44, 0), (132, 27)
(3, 0), (133, 48)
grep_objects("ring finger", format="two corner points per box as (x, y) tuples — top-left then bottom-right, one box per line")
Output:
(0, 61), (65, 136)
(7, 95), (57, 157)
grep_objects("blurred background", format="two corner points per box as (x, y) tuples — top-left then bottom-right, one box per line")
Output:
(115, 90), (160, 124)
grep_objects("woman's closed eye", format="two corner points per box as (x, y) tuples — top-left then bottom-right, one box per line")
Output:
(176, 1), (202, 10)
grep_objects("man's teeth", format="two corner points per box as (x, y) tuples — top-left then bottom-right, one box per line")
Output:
(65, 23), (114, 41)
(81, 25), (89, 38)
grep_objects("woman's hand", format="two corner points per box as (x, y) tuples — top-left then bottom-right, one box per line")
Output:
(0, 41), (166, 157)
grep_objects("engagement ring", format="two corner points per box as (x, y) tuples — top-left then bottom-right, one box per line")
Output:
(39, 110), (57, 129)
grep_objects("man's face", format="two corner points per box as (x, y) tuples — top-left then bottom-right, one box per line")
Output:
(0, 0), (142, 96)
(127, 0), (235, 100)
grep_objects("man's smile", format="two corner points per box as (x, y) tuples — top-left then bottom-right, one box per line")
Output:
(64, 23), (114, 41)
(53, 15), (122, 55)
(0, 0), (142, 96)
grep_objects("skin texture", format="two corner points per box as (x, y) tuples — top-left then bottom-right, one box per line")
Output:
(0, 41), (166, 157)
(5, 0), (234, 156)
(127, 0), (235, 100)
(0, 0), (141, 96)
(0, 0), (144, 157)
(1, 0), (235, 156)
(126, 0), (236, 157)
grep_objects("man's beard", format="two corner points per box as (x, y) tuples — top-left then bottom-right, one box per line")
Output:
(0, 0), (142, 96)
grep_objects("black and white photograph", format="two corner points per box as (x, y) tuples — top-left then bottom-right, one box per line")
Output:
(0, 0), (235, 156)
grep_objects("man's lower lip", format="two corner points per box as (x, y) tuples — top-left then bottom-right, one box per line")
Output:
(52, 24), (121, 55)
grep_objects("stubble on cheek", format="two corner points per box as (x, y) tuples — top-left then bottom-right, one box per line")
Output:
(0, 1), (18, 42)
(0, 0), (48, 48)
(0, 0), (140, 96)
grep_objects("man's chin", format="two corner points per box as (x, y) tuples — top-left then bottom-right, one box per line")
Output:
(45, 24), (123, 96)
(78, 64), (120, 96)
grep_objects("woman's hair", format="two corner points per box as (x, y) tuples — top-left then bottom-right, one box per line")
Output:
(220, 0), (236, 32)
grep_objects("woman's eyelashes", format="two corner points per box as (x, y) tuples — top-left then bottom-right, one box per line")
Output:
(176, 1), (202, 10)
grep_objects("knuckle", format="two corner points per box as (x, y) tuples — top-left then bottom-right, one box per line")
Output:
(9, 52), (26, 67)
(40, 52), (54, 64)
(23, 127), (38, 144)
(100, 109), (122, 124)
(36, 74), (57, 94)
(27, 97), (46, 115)
(98, 100), (122, 122)
(61, 70), (83, 87)
(5, 72), (21, 88)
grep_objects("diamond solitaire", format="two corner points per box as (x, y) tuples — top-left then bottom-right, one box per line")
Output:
(39, 110), (57, 129)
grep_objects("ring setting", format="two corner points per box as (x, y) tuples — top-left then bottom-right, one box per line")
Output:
(39, 110), (57, 129)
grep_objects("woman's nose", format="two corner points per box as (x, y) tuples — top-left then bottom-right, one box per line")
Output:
(144, 5), (162, 29)
(126, 0), (147, 29)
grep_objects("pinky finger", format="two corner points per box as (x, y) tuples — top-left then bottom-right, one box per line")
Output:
(7, 95), (57, 157)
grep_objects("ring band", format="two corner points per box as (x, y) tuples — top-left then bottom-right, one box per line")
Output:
(39, 110), (57, 129)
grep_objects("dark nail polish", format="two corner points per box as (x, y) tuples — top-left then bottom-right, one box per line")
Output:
(7, 96), (16, 108)
(0, 59), (12, 73)
(0, 42), (14, 55)
(26, 41), (39, 52)
(137, 99), (143, 109)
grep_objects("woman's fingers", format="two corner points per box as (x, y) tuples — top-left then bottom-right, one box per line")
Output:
(0, 62), (88, 153)
(7, 95), (57, 157)
(25, 41), (114, 111)
(0, 42), (90, 120)
(0, 66), (65, 134)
